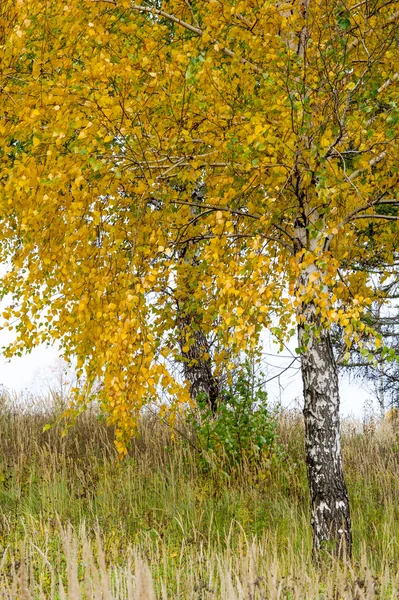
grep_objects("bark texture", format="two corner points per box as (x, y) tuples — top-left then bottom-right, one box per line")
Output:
(178, 314), (221, 414)
(298, 317), (352, 558)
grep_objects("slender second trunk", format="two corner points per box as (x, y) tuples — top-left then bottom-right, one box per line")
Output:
(176, 186), (221, 413)
(178, 314), (220, 414)
(298, 311), (352, 558)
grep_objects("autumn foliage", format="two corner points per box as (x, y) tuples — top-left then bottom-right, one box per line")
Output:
(0, 0), (398, 468)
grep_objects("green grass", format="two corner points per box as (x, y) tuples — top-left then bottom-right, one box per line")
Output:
(0, 392), (399, 598)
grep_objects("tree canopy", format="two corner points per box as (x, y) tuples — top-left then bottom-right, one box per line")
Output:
(1, 0), (398, 459)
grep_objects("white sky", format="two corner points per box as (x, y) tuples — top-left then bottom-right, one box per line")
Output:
(261, 333), (376, 417)
(0, 329), (377, 417)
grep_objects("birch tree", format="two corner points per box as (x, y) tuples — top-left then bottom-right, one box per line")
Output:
(1, 0), (399, 555)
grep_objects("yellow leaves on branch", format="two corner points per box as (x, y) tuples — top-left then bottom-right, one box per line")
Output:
(0, 0), (398, 449)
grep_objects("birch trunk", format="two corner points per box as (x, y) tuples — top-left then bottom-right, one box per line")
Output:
(298, 310), (352, 558)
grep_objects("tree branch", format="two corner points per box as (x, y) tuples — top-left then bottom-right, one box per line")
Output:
(348, 151), (387, 182)
(172, 199), (260, 220)
(173, 232), (294, 253)
(340, 197), (399, 227)
(91, 0), (262, 73)
(349, 214), (399, 221)
(130, 4), (262, 73)
(378, 72), (399, 94)
(131, 4), (202, 35)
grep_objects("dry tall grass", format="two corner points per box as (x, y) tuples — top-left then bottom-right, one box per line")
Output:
(0, 391), (399, 598)
(2, 523), (398, 599)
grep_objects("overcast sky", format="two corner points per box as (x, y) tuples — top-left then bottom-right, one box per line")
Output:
(0, 326), (376, 417)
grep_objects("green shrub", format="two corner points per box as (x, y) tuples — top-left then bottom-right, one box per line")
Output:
(191, 361), (279, 470)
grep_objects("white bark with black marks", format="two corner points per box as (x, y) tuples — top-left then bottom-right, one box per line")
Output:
(297, 270), (352, 558)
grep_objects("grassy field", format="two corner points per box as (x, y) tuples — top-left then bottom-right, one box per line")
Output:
(1, 391), (399, 598)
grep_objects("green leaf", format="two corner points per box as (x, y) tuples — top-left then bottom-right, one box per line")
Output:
(338, 17), (351, 30)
